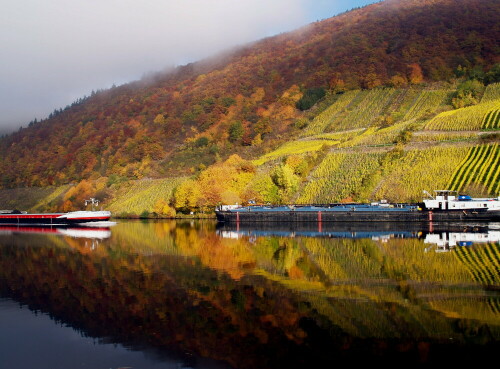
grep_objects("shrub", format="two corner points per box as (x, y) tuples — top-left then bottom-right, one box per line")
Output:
(296, 87), (326, 111)
(195, 136), (209, 147)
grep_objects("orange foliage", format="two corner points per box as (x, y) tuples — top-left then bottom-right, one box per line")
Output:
(62, 180), (96, 211)
(0, 0), (497, 187)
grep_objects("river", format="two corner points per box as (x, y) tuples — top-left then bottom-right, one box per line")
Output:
(0, 220), (499, 368)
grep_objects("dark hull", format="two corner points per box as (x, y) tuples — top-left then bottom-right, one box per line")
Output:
(0, 214), (111, 225)
(215, 221), (494, 241)
(216, 209), (500, 223)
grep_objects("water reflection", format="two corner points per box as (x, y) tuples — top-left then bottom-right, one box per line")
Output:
(0, 220), (499, 368)
(0, 224), (114, 251)
(217, 221), (500, 251)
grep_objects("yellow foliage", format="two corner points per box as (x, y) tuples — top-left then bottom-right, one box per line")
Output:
(153, 199), (176, 217)
(285, 155), (304, 172)
(153, 114), (166, 125)
(280, 85), (302, 104)
(251, 133), (263, 146)
(174, 179), (202, 210)
(62, 179), (96, 211)
(220, 190), (241, 205)
(251, 87), (265, 103)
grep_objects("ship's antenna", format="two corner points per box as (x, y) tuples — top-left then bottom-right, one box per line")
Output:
(423, 190), (434, 199)
(84, 198), (99, 211)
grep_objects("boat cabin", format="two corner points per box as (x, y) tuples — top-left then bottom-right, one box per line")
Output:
(422, 190), (500, 211)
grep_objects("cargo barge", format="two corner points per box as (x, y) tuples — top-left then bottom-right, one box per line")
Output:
(215, 190), (500, 223)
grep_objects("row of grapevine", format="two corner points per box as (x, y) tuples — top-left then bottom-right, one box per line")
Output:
(299, 87), (457, 141)
(297, 152), (383, 203)
(252, 139), (337, 166)
(333, 88), (398, 131)
(300, 90), (359, 136)
(481, 82), (500, 103)
(424, 100), (500, 131)
(447, 144), (499, 194)
(299, 87), (463, 140)
(336, 127), (379, 148)
(107, 177), (185, 214)
(482, 107), (500, 129)
(31, 185), (72, 212)
(373, 146), (470, 202)
(381, 88), (414, 116)
(308, 129), (363, 142)
(352, 122), (411, 147)
(411, 132), (478, 142)
(403, 89), (451, 122)
(0, 185), (70, 212)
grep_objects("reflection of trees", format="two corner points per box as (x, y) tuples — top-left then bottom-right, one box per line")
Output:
(0, 224), (499, 368)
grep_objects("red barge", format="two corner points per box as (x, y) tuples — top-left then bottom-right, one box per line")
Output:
(0, 209), (112, 225)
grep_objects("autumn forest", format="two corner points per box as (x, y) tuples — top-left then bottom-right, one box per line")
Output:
(0, 0), (499, 215)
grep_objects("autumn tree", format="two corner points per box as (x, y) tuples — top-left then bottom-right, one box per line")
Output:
(451, 79), (484, 109)
(153, 198), (176, 217)
(173, 154), (256, 212)
(271, 164), (300, 203)
(153, 114), (166, 125)
(61, 179), (97, 212)
(174, 179), (202, 213)
(408, 63), (423, 84)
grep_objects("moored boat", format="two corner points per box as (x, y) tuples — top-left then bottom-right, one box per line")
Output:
(215, 190), (500, 223)
(0, 210), (112, 225)
(0, 198), (111, 225)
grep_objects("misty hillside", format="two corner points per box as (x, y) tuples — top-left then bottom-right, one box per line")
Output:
(0, 0), (498, 188)
(0, 0), (499, 215)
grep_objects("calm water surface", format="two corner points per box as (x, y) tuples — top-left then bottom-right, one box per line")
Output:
(0, 220), (499, 368)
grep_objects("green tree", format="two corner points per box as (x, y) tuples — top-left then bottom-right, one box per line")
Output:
(485, 64), (500, 84)
(228, 121), (244, 143)
(195, 136), (209, 147)
(451, 79), (483, 109)
(296, 87), (326, 111)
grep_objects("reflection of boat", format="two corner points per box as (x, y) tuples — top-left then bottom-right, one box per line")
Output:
(424, 229), (500, 252)
(216, 221), (422, 240)
(217, 222), (500, 249)
(0, 225), (112, 239)
(216, 190), (500, 223)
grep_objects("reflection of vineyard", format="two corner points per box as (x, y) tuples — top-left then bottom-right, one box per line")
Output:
(453, 243), (500, 286)
(1, 222), (499, 367)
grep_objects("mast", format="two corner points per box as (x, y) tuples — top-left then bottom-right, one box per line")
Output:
(84, 198), (99, 211)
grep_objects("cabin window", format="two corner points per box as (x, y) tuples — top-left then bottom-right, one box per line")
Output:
(484, 204), (487, 207)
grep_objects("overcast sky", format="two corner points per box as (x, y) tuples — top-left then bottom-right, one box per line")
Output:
(0, 0), (376, 135)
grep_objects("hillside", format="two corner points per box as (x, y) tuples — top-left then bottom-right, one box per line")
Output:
(1, 0), (499, 187)
(0, 0), (499, 213)
(1, 82), (498, 214)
